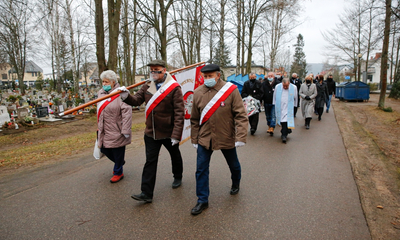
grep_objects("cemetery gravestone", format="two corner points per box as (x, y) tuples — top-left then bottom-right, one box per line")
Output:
(0, 106), (11, 126)
(17, 108), (29, 119)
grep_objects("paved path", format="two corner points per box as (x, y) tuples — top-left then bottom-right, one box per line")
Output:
(0, 108), (370, 239)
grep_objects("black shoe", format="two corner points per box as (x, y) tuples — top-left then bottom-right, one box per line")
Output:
(230, 185), (240, 195)
(250, 129), (255, 135)
(131, 192), (152, 203)
(191, 202), (209, 215)
(281, 135), (287, 143)
(288, 129), (292, 134)
(318, 116), (321, 121)
(172, 178), (182, 189)
(326, 109), (329, 113)
(306, 125), (310, 129)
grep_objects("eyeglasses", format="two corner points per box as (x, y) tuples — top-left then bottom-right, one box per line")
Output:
(150, 70), (163, 74)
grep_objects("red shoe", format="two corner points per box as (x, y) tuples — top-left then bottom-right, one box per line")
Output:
(110, 174), (124, 183)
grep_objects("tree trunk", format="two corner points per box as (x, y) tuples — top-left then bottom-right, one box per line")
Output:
(122, 0), (132, 85)
(65, 0), (78, 94)
(132, 0), (137, 85)
(107, 0), (122, 71)
(95, 0), (107, 75)
(378, 0), (391, 109)
(236, 0), (241, 75)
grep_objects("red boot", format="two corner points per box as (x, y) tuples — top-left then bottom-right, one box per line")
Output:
(110, 174), (124, 183)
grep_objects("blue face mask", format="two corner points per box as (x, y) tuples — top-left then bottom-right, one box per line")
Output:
(204, 78), (217, 87)
(268, 78), (274, 82)
(103, 85), (112, 92)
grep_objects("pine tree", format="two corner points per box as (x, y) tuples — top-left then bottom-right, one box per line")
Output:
(212, 41), (231, 67)
(290, 34), (307, 79)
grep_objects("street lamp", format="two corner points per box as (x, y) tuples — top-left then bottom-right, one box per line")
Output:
(358, 53), (362, 82)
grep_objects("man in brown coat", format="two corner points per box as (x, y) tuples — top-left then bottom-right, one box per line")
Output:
(190, 64), (248, 215)
(118, 59), (185, 203)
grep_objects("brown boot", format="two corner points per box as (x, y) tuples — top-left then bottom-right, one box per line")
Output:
(267, 126), (271, 133)
(269, 127), (274, 136)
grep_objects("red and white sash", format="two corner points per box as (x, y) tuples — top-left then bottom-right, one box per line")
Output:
(97, 90), (120, 122)
(199, 82), (237, 125)
(145, 80), (180, 119)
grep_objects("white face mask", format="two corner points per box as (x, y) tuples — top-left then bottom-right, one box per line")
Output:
(204, 78), (217, 87)
(150, 73), (159, 81)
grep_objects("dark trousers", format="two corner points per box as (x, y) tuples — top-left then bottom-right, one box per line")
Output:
(249, 112), (259, 131)
(281, 122), (288, 137)
(101, 146), (126, 175)
(294, 107), (298, 117)
(196, 145), (241, 203)
(317, 107), (324, 119)
(142, 134), (183, 197)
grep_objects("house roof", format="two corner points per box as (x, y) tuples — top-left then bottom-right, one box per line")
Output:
(25, 60), (43, 73)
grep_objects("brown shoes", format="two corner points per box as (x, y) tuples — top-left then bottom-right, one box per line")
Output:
(267, 127), (274, 133)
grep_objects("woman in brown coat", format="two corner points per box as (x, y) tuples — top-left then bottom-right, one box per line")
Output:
(97, 70), (132, 183)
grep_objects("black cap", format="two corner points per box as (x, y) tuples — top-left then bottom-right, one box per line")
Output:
(147, 59), (166, 68)
(201, 64), (220, 73)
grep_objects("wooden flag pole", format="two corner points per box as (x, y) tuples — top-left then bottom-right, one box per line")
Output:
(59, 61), (206, 116)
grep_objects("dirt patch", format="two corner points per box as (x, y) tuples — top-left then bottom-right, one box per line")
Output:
(333, 94), (400, 239)
(0, 110), (146, 173)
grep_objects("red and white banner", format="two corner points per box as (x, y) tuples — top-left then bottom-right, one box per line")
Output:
(173, 65), (204, 142)
(145, 79), (180, 119)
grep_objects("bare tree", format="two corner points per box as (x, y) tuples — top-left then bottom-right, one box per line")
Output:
(0, 0), (31, 94)
(378, 0), (391, 108)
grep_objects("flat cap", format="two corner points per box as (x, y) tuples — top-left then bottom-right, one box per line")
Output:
(201, 64), (220, 73)
(147, 59), (166, 67)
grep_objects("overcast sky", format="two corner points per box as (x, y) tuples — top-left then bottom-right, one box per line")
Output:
(39, 0), (349, 73)
(292, 0), (348, 63)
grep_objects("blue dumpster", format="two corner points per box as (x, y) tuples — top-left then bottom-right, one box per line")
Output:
(335, 81), (369, 101)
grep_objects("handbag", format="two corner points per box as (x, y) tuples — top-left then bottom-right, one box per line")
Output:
(93, 139), (104, 159)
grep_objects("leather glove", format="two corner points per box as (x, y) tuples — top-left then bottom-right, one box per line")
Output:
(305, 96), (311, 100)
(117, 86), (129, 100)
(171, 138), (180, 146)
(124, 134), (130, 138)
(192, 144), (198, 149)
(235, 142), (245, 147)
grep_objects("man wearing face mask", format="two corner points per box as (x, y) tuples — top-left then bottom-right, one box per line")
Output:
(325, 74), (336, 113)
(262, 72), (278, 135)
(274, 71), (283, 85)
(190, 64), (248, 215)
(290, 73), (302, 117)
(241, 73), (264, 135)
(117, 59), (185, 203)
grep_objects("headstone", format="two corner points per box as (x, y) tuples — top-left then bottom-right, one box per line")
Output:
(7, 105), (17, 112)
(42, 102), (49, 108)
(0, 106), (11, 126)
(17, 108), (29, 119)
(59, 105), (64, 112)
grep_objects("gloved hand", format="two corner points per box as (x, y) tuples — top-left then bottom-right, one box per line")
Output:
(117, 86), (129, 100)
(192, 144), (198, 149)
(305, 96), (311, 100)
(235, 142), (245, 147)
(124, 134), (130, 138)
(171, 138), (180, 146)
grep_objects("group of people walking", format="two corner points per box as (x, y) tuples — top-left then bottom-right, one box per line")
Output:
(241, 72), (336, 142)
(96, 60), (248, 215)
(95, 60), (337, 215)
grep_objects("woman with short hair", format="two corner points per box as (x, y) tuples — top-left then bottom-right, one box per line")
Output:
(97, 70), (132, 183)
(299, 75), (318, 129)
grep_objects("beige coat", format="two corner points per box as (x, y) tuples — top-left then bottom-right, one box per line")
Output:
(299, 83), (318, 119)
(97, 83), (132, 148)
(191, 80), (248, 150)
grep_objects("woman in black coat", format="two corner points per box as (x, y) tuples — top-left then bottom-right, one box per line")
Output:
(315, 75), (329, 121)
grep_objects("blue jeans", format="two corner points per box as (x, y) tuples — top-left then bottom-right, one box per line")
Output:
(326, 95), (333, 110)
(196, 145), (241, 203)
(264, 103), (276, 128)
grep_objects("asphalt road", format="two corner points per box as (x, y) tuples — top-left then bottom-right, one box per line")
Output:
(0, 108), (370, 239)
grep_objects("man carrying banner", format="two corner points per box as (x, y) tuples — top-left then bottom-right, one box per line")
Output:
(118, 59), (185, 203)
(190, 64), (248, 215)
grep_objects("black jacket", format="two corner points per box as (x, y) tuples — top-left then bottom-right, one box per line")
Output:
(325, 78), (336, 95)
(241, 79), (264, 100)
(315, 81), (329, 108)
(261, 79), (278, 104)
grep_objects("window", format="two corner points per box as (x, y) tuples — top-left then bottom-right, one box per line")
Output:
(2, 74), (7, 80)
(35, 72), (37, 76)
(32, 72), (34, 77)
(368, 75), (373, 82)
